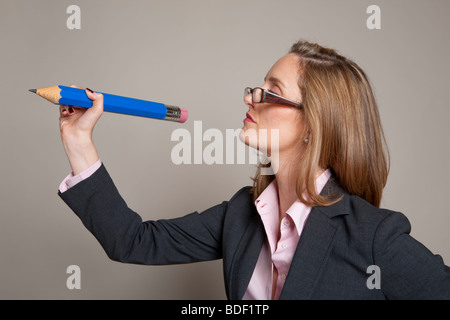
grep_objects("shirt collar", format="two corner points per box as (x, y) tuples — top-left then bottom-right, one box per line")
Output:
(255, 168), (332, 237)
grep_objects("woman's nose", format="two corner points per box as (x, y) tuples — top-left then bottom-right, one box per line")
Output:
(244, 92), (254, 109)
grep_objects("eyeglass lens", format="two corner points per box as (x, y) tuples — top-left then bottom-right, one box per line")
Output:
(244, 87), (263, 103)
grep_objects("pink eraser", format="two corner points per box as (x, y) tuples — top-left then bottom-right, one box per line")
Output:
(178, 107), (188, 123)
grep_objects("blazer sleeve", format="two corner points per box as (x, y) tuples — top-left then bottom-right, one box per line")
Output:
(373, 210), (450, 299)
(58, 163), (227, 265)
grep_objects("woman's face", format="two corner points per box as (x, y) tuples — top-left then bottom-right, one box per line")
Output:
(241, 53), (306, 160)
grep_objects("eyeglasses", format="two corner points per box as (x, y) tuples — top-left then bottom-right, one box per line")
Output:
(244, 87), (303, 109)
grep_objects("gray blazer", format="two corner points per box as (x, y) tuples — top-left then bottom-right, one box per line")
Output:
(59, 164), (450, 299)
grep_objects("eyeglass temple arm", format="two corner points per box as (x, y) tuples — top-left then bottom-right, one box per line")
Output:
(263, 91), (303, 108)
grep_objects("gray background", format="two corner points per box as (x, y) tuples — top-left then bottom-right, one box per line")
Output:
(1, 0), (449, 299)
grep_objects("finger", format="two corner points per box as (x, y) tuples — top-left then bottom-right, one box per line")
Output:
(59, 104), (77, 116)
(59, 104), (68, 115)
(85, 89), (104, 115)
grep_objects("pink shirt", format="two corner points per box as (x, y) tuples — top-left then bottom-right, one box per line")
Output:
(59, 161), (331, 300)
(243, 169), (331, 300)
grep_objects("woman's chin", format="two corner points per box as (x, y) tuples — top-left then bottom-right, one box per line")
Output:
(239, 127), (256, 148)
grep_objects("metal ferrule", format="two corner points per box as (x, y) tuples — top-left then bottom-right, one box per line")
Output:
(164, 105), (182, 122)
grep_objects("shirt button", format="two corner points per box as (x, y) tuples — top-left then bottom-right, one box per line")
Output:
(281, 273), (287, 280)
(283, 219), (290, 226)
(281, 243), (288, 249)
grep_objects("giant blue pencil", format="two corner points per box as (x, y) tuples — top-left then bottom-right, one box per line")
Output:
(29, 85), (188, 123)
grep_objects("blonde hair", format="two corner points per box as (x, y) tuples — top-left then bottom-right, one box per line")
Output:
(251, 40), (389, 208)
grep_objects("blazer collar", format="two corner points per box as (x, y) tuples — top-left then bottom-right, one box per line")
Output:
(314, 175), (350, 219)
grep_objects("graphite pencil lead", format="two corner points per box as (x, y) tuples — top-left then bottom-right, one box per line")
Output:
(29, 89), (37, 93)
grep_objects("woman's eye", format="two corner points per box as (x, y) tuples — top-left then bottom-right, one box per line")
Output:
(268, 89), (280, 96)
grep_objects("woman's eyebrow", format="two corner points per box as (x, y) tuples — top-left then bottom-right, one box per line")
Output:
(264, 75), (286, 89)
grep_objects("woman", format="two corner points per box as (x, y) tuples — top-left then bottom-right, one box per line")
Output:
(58, 40), (450, 299)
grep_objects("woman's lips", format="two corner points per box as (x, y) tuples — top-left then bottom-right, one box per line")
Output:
(244, 113), (255, 123)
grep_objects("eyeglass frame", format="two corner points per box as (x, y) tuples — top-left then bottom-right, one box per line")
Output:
(244, 87), (303, 109)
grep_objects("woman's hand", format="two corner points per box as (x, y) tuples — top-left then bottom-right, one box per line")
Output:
(59, 85), (103, 175)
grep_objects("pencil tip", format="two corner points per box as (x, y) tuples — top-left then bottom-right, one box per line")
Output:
(28, 89), (37, 93)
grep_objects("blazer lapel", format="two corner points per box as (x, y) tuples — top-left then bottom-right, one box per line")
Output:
(228, 212), (265, 300)
(279, 208), (339, 299)
(279, 176), (349, 299)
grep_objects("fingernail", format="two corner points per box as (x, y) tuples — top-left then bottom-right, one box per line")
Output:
(86, 88), (94, 93)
